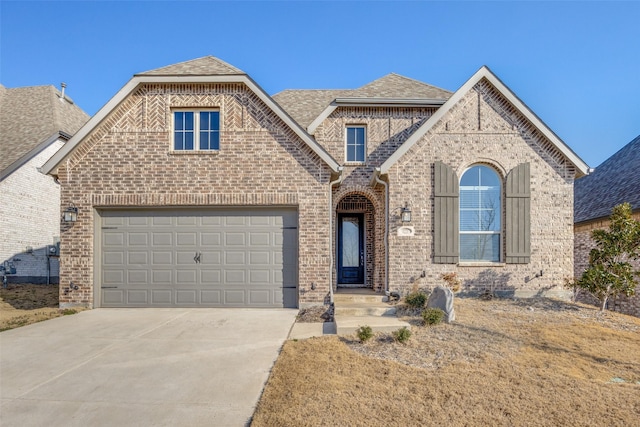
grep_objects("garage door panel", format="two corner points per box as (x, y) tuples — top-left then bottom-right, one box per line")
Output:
(225, 270), (246, 283)
(128, 270), (148, 283)
(225, 233), (246, 245)
(176, 290), (197, 304)
(100, 208), (298, 308)
(225, 251), (246, 264)
(128, 233), (148, 246)
(128, 252), (148, 265)
(201, 270), (221, 283)
(151, 290), (172, 304)
(176, 269), (197, 284)
(177, 232), (197, 246)
(152, 232), (172, 246)
(201, 290), (221, 304)
(224, 290), (245, 304)
(128, 290), (149, 304)
(152, 251), (172, 265)
(152, 270), (172, 284)
(152, 216), (172, 226)
(201, 232), (221, 246)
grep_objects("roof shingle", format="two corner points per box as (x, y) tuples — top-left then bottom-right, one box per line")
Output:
(574, 135), (640, 223)
(137, 56), (245, 76)
(0, 84), (89, 176)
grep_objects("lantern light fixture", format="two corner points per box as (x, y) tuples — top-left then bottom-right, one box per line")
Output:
(63, 203), (78, 222)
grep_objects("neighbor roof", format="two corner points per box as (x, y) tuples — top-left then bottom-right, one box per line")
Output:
(273, 73), (452, 131)
(574, 134), (640, 223)
(0, 84), (89, 180)
(41, 56), (340, 175)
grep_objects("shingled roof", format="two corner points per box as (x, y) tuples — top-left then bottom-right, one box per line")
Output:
(273, 73), (452, 129)
(0, 84), (89, 180)
(574, 135), (640, 223)
(137, 56), (245, 76)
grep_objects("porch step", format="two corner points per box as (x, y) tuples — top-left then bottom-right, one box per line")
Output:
(333, 289), (410, 336)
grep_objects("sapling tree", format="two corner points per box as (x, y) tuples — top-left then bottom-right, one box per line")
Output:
(577, 203), (640, 311)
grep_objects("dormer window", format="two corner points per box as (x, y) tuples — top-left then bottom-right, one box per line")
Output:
(173, 110), (220, 151)
(346, 125), (366, 163)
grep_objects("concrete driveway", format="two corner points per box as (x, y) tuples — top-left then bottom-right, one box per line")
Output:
(0, 308), (297, 426)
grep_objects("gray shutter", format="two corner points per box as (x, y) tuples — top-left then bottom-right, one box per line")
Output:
(434, 161), (459, 264)
(506, 163), (531, 264)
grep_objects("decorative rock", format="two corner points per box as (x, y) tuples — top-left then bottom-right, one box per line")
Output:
(426, 286), (455, 323)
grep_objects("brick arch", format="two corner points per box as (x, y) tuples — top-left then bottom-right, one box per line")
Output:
(457, 158), (507, 180)
(332, 186), (386, 292)
(333, 186), (383, 213)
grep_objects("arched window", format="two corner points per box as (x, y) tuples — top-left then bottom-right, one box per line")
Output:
(459, 165), (501, 262)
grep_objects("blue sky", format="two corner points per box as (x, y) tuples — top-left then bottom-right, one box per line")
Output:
(1, 1), (638, 168)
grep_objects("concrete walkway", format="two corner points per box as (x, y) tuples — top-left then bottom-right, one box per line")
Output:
(0, 308), (297, 427)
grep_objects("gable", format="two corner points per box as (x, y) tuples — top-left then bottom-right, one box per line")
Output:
(379, 67), (589, 178)
(42, 58), (339, 176)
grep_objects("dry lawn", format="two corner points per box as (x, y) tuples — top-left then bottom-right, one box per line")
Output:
(253, 297), (640, 426)
(0, 284), (76, 331)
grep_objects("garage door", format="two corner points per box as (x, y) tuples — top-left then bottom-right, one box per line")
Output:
(99, 208), (298, 308)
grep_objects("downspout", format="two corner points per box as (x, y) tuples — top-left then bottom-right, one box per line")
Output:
(328, 167), (344, 304)
(372, 168), (390, 296)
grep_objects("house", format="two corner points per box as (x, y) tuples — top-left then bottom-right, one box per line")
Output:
(41, 56), (589, 309)
(0, 84), (89, 284)
(574, 135), (640, 316)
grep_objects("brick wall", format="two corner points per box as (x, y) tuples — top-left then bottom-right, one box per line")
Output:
(0, 141), (62, 283)
(386, 79), (576, 298)
(58, 83), (333, 308)
(574, 211), (640, 317)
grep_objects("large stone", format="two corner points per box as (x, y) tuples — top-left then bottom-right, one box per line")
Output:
(426, 286), (455, 323)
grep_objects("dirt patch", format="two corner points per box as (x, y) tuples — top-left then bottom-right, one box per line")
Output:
(0, 284), (79, 332)
(253, 297), (640, 426)
(296, 304), (334, 323)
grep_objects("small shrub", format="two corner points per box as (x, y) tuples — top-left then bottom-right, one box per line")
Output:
(441, 272), (461, 292)
(422, 308), (445, 326)
(356, 325), (373, 342)
(405, 291), (427, 308)
(61, 309), (77, 316)
(392, 326), (411, 343)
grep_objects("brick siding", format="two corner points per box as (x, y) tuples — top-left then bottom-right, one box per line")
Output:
(386, 79), (576, 298)
(58, 83), (333, 308)
(574, 211), (640, 317)
(1, 141), (62, 283)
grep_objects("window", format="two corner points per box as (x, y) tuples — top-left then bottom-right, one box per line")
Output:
(346, 126), (366, 163)
(459, 165), (501, 262)
(173, 111), (220, 151)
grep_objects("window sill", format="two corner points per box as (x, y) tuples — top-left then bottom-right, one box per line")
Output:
(344, 162), (366, 166)
(458, 262), (506, 267)
(169, 150), (220, 156)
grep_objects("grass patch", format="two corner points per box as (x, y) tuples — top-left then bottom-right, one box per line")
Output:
(252, 297), (640, 426)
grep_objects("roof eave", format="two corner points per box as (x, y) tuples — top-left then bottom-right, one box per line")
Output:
(42, 74), (340, 176)
(379, 66), (590, 177)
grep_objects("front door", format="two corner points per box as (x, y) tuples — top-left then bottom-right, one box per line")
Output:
(338, 213), (364, 285)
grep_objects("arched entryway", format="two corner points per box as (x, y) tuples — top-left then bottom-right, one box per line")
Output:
(335, 193), (378, 289)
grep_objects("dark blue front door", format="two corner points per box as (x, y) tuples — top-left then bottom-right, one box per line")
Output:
(338, 213), (364, 284)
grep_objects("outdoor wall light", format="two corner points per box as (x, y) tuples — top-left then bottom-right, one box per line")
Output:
(63, 203), (78, 222)
(401, 204), (412, 223)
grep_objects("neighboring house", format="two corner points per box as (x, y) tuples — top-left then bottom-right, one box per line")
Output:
(574, 135), (640, 317)
(0, 84), (89, 284)
(41, 56), (589, 309)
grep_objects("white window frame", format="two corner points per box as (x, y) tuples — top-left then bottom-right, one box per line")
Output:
(172, 109), (220, 152)
(459, 165), (502, 262)
(345, 125), (366, 164)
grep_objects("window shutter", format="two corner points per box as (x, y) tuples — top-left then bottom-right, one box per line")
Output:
(434, 161), (459, 264)
(506, 163), (531, 264)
